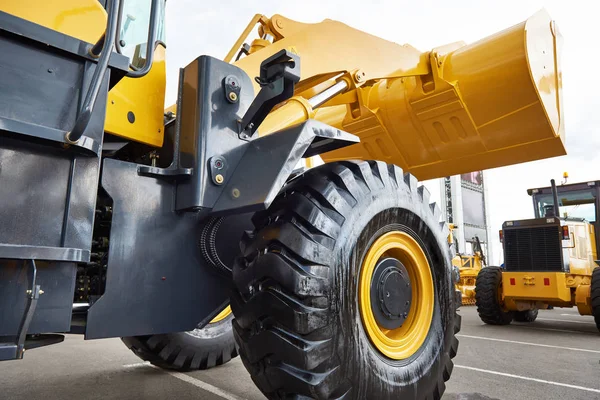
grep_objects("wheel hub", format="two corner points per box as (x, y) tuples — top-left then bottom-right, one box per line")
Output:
(359, 230), (434, 360)
(371, 258), (412, 329)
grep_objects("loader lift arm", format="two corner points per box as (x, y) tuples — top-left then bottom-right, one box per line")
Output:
(228, 10), (565, 181)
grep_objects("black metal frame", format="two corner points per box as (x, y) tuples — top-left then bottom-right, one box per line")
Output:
(240, 50), (300, 136)
(85, 55), (358, 338)
(0, 5), (127, 359)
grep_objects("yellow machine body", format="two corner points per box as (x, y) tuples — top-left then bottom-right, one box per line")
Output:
(500, 219), (596, 316)
(453, 254), (483, 306)
(104, 45), (167, 147)
(502, 271), (593, 315)
(2, 0), (106, 43)
(2, 0), (167, 147)
(234, 10), (565, 181)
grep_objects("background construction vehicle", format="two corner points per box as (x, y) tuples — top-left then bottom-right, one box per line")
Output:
(0, 0), (565, 398)
(453, 234), (486, 306)
(476, 179), (600, 331)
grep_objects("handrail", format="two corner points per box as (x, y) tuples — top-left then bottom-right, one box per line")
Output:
(66, 0), (161, 143)
(65, 0), (121, 143)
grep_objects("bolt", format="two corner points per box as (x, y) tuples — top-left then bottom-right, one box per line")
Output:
(276, 19), (284, 29)
(228, 92), (238, 102)
(161, 276), (166, 281)
(215, 174), (224, 184)
(386, 291), (390, 298)
(215, 160), (223, 169)
(232, 188), (241, 198)
(119, 39), (126, 47)
(47, 68), (53, 73)
(26, 290), (32, 294)
(39, 290), (44, 295)
(354, 70), (365, 83)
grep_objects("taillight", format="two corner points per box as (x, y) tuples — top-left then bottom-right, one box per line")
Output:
(562, 225), (570, 240)
(499, 230), (504, 243)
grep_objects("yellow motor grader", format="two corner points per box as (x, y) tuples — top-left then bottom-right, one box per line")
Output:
(476, 179), (600, 330)
(0, 1), (566, 398)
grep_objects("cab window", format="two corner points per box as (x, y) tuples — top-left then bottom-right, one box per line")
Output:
(534, 189), (597, 222)
(119, 0), (166, 69)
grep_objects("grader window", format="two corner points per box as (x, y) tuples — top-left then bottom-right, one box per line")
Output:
(534, 189), (597, 222)
(118, 0), (166, 69)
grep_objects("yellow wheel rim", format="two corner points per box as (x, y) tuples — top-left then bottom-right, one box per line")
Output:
(209, 305), (232, 324)
(359, 231), (434, 360)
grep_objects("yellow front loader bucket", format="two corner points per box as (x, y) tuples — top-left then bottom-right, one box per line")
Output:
(245, 10), (565, 181)
(321, 9), (565, 180)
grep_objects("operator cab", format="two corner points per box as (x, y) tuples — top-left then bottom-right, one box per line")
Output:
(527, 180), (600, 268)
(530, 183), (598, 223)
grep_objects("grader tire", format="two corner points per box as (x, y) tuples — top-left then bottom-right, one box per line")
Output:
(475, 267), (514, 325)
(514, 309), (538, 322)
(231, 161), (460, 399)
(121, 312), (237, 371)
(592, 267), (600, 332)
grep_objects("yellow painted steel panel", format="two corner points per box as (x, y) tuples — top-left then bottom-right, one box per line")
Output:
(104, 45), (167, 147)
(2, 0), (106, 44)
(502, 272), (571, 302)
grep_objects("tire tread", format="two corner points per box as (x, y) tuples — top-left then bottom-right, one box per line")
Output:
(232, 161), (460, 399)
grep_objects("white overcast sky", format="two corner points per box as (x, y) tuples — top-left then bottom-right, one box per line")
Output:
(165, 1), (599, 264)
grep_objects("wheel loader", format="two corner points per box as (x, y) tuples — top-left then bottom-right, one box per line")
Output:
(453, 234), (485, 306)
(0, 0), (566, 398)
(476, 179), (600, 330)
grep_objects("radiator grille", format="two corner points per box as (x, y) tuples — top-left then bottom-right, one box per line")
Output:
(503, 226), (563, 272)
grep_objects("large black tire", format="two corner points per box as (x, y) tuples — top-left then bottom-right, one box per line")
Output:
(514, 309), (538, 322)
(592, 267), (600, 332)
(475, 267), (513, 325)
(232, 161), (460, 399)
(121, 313), (238, 371)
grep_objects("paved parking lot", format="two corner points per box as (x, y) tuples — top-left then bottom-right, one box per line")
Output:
(0, 307), (598, 400)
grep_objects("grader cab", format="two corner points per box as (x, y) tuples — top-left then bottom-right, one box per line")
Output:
(0, 0), (566, 398)
(476, 179), (600, 330)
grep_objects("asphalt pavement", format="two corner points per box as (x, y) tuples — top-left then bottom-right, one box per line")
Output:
(0, 307), (598, 400)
